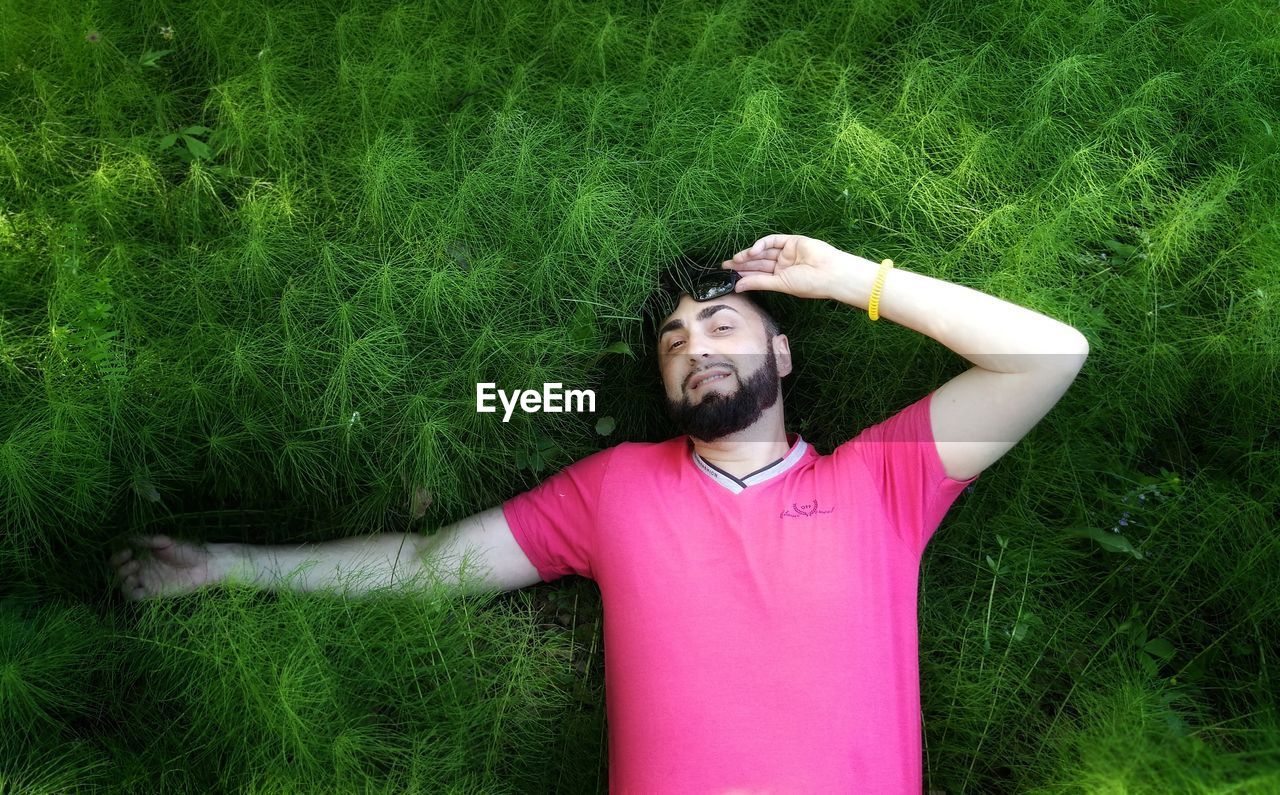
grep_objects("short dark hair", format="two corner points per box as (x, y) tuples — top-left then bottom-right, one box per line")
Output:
(643, 251), (782, 343)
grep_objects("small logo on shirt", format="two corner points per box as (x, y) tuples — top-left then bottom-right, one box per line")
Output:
(780, 499), (835, 518)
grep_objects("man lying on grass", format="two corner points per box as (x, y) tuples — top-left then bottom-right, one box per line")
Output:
(110, 233), (1089, 793)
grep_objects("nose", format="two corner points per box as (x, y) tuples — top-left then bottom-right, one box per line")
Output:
(684, 328), (719, 359)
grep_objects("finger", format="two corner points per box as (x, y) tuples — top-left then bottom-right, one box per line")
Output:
(723, 259), (775, 273)
(110, 548), (132, 566)
(734, 272), (784, 293)
(732, 246), (778, 264)
(731, 243), (777, 260)
(749, 234), (785, 256)
(130, 534), (171, 549)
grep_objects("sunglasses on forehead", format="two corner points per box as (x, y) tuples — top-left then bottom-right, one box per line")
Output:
(646, 258), (744, 330)
(687, 268), (741, 301)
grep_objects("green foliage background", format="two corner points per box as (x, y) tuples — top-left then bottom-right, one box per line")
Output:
(1, 0), (1278, 791)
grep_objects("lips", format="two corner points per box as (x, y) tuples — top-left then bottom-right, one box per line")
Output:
(689, 367), (733, 390)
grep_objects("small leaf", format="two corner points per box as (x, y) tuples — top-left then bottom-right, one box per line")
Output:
(1144, 637), (1175, 662)
(181, 125), (212, 135)
(139, 49), (173, 68)
(1103, 238), (1138, 258)
(601, 341), (632, 357)
(1064, 526), (1145, 559)
(594, 415), (615, 435)
(181, 135), (212, 159)
(1231, 642), (1254, 657)
(995, 533), (1007, 548)
(1140, 654), (1159, 678)
(1007, 611), (1042, 642)
(445, 240), (470, 270)
(514, 449), (528, 470)
(568, 305), (596, 345)
(408, 485), (432, 519)
(158, 133), (178, 149)
(133, 477), (161, 504)
(1164, 712), (1190, 738)
(985, 554), (997, 573)
(1179, 654), (1205, 682)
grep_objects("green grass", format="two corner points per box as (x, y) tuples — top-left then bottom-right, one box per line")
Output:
(2, 0), (1279, 791)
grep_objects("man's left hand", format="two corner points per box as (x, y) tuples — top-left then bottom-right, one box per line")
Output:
(722, 234), (872, 301)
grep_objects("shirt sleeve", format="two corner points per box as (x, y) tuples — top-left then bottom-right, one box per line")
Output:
(500, 446), (615, 583)
(833, 389), (979, 558)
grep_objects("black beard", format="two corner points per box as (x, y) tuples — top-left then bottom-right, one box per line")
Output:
(664, 347), (781, 442)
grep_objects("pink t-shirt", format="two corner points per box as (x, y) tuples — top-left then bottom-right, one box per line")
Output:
(502, 390), (978, 794)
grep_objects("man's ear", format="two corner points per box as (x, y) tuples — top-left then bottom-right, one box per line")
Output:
(773, 333), (792, 378)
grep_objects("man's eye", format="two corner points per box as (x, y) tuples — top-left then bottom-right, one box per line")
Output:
(715, 325), (733, 332)
(668, 340), (684, 350)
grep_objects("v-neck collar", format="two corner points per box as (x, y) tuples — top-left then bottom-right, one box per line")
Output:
(689, 432), (809, 494)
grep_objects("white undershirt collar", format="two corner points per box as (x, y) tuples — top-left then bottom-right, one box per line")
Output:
(689, 433), (809, 494)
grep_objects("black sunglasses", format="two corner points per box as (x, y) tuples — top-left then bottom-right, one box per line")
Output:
(688, 268), (742, 301)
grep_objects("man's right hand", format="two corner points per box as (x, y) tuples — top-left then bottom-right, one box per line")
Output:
(108, 535), (232, 601)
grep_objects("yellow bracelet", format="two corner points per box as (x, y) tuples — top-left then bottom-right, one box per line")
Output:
(868, 258), (893, 321)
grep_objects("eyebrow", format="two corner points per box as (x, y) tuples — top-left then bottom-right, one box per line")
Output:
(657, 304), (741, 340)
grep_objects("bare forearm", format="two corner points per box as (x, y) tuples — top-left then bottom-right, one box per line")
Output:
(829, 252), (1090, 372)
(216, 533), (428, 597)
